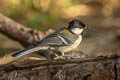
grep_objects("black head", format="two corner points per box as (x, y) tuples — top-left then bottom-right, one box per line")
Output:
(67, 19), (86, 29)
(67, 19), (88, 35)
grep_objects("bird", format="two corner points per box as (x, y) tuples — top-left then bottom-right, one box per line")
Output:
(0, 19), (88, 65)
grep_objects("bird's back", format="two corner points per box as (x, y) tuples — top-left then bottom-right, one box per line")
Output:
(38, 27), (78, 47)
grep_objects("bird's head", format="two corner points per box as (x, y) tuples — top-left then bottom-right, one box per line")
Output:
(67, 19), (88, 35)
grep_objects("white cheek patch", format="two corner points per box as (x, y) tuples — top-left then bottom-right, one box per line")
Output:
(71, 28), (83, 35)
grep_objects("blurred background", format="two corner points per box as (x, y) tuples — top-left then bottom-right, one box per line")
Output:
(0, 0), (120, 58)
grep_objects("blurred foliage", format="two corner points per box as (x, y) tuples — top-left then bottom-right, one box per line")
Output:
(0, 0), (60, 30)
(0, 0), (119, 30)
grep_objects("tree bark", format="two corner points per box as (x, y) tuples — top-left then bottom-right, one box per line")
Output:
(0, 56), (119, 80)
(0, 13), (54, 48)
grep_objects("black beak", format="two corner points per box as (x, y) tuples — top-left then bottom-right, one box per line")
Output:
(81, 26), (90, 35)
(84, 26), (90, 29)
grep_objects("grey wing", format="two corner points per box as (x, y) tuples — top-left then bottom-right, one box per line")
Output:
(38, 32), (68, 47)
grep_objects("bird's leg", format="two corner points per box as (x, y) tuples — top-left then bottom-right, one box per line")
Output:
(54, 53), (59, 57)
(62, 52), (82, 59)
(61, 52), (65, 56)
(54, 52), (66, 59)
(54, 52), (74, 59)
(54, 51), (81, 59)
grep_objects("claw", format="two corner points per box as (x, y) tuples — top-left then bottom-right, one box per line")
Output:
(54, 54), (81, 60)
(54, 56), (66, 59)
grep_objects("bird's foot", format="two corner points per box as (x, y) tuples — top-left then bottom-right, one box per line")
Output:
(54, 53), (66, 59)
(54, 54), (81, 59)
(54, 56), (66, 59)
(63, 55), (81, 59)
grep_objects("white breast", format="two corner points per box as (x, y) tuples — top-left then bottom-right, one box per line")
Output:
(71, 28), (83, 35)
(59, 35), (82, 52)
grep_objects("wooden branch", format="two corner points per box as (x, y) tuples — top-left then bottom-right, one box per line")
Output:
(0, 56), (120, 80)
(0, 13), (54, 48)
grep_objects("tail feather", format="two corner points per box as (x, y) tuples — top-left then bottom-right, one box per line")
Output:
(0, 46), (49, 65)
(12, 46), (49, 58)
